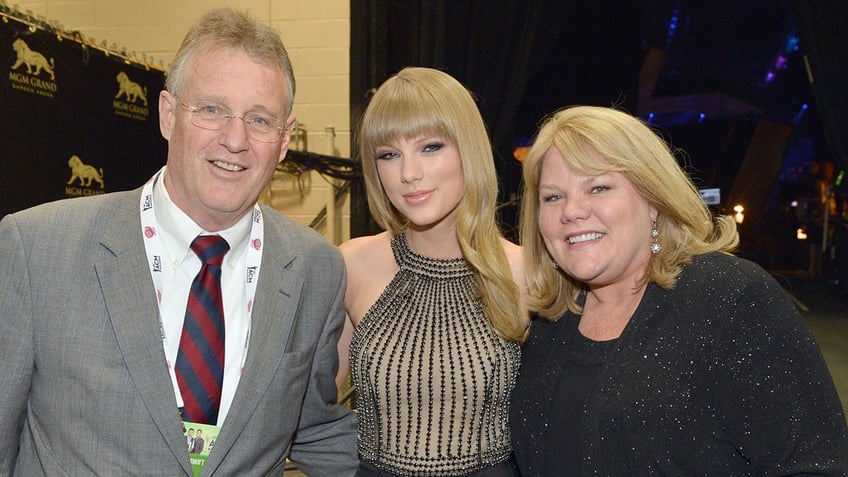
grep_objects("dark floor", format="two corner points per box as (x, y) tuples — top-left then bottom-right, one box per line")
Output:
(775, 273), (848, 415)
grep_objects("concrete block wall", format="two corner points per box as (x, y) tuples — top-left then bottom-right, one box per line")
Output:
(13, 0), (351, 244)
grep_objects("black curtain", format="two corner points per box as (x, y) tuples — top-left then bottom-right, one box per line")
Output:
(795, 0), (848, 171)
(795, 1), (848, 284)
(350, 0), (576, 239)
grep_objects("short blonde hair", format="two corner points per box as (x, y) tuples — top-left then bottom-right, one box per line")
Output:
(520, 106), (738, 318)
(357, 67), (525, 341)
(165, 8), (295, 117)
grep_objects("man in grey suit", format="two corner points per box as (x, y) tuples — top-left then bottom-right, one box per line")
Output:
(0, 7), (357, 476)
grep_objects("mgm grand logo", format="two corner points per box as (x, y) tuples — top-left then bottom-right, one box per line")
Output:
(113, 71), (150, 121)
(65, 155), (106, 197)
(9, 39), (58, 98)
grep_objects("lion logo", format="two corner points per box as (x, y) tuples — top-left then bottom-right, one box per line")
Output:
(11, 39), (55, 80)
(115, 71), (148, 106)
(67, 155), (105, 189)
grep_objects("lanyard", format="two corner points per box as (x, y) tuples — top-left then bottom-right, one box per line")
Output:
(139, 168), (263, 404)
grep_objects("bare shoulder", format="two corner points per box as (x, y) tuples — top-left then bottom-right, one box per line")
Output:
(500, 237), (530, 327)
(500, 238), (525, 276)
(339, 232), (392, 263)
(339, 231), (397, 325)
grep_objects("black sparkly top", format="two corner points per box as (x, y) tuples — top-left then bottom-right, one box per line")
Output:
(510, 252), (848, 476)
(350, 233), (520, 476)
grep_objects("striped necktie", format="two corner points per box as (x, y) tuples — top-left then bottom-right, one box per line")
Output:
(175, 235), (229, 424)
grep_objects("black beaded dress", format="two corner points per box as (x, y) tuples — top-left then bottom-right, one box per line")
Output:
(350, 233), (521, 476)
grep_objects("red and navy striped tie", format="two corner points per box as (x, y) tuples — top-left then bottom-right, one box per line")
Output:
(175, 235), (229, 424)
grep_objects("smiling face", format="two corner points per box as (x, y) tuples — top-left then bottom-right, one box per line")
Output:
(537, 147), (657, 290)
(158, 46), (294, 231)
(374, 134), (465, 233)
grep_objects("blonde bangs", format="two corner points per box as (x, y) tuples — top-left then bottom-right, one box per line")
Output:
(360, 82), (456, 160)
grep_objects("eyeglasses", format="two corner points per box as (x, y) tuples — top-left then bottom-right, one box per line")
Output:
(180, 102), (286, 143)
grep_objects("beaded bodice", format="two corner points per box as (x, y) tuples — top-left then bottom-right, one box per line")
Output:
(350, 233), (520, 476)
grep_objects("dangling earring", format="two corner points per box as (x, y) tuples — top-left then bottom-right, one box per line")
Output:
(650, 221), (661, 255)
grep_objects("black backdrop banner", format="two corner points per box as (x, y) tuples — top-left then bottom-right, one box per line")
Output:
(1, 13), (167, 217)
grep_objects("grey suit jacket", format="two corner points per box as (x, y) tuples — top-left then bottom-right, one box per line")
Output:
(0, 189), (358, 476)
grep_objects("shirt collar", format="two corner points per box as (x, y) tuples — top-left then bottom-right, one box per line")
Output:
(153, 167), (253, 267)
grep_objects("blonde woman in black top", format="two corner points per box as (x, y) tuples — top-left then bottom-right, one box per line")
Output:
(511, 105), (848, 476)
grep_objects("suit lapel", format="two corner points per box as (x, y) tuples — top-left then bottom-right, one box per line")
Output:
(200, 216), (302, 475)
(95, 190), (193, 476)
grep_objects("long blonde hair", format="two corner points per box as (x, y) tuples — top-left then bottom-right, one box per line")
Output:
(358, 67), (525, 341)
(520, 106), (739, 318)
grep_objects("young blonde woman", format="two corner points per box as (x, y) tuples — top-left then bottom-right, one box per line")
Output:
(338, 67), (528, 476)
(511, 105), (848, 475)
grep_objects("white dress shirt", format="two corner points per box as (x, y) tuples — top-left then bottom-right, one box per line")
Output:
(152, 173), (253, 426)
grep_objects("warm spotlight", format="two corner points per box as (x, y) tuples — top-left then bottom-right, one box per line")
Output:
(797, 228), (808, 240)
(513, 146), (530, 163)
(733, 204), (744, 224)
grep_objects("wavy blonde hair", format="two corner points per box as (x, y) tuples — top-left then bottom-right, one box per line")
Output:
(358, 67), (524, 341)
(520, 106), (739, 319)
